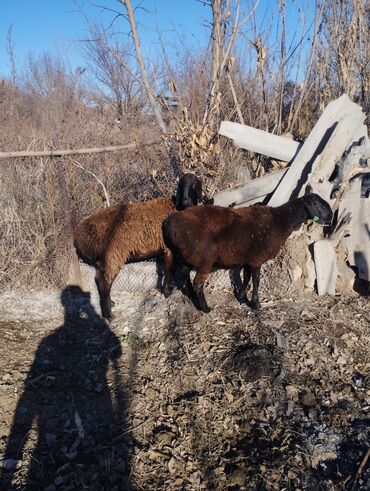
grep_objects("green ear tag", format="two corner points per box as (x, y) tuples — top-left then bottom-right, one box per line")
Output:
(312, 215), (320, 222)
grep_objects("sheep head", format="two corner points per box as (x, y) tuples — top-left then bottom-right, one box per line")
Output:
(301, 193), (333, 226)
(175, 173), (203, 210)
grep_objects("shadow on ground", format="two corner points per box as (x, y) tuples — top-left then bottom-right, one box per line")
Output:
(1, 285), (132, 490)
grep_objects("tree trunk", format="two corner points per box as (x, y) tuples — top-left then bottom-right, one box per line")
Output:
(207, 0), (224, 129)
(121, 0), (167, 135)
(277, 0), (286, 134)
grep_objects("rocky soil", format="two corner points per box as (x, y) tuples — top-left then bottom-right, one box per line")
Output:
(0, 284), (369, 490)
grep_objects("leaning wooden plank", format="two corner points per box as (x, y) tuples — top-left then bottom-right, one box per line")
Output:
(339, 176), (370, 281)
(219, 121), (301, 162)
(234, 195), (268, 208)
(303, 120), (368, 202)
(213, 168), (286, 207)
(313, 240), (338, 295)
(268, 94), (366, 207)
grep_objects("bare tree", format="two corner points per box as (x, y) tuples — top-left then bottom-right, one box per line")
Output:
(316, 0), (370, 117)
(6, 25), (17, 85)
(81, 22), (144, 120)
(120, 0), (168, 135)
(207, 0), (224, 128)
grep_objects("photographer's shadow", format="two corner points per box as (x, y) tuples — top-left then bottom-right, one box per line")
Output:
(1, 285), (131, 490)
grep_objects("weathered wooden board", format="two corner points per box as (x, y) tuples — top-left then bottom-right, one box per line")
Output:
(339, 175), (370, 281)
(313, 240), (338, 295)
(219, 121), (301, 162)
(303, 122), (368, 203)
(213, 168), (286, 207)
(268, 94), (366, 207)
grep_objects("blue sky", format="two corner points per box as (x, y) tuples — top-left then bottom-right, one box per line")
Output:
(0, 1), (212, 76)
(0, 1), (315, 79)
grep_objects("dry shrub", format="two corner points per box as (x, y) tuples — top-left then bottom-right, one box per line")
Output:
(0, 0), (369, 291)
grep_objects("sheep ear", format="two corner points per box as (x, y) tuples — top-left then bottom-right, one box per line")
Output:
(304, 184), (312, 195)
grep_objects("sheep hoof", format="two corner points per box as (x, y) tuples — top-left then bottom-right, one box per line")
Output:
(200, 305), (211, 313)
(236, 291), (246, 302)
(162, 286), (173, 298)
(250, 300), (261, 310)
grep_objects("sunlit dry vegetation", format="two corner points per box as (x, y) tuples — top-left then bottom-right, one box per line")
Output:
(0, 0), (369, 290)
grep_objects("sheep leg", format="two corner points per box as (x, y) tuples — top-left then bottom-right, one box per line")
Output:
(180, 264), (195, 298)
(193, 271), (211, 313)
(162, 250), (175, 298)
(95, 268), (114, 320)
(174, 260), (196, 299)
(250, 267), (261, 310)
(236, 265), (252, 302)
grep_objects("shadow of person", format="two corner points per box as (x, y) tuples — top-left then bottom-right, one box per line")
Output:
(1, 285), (131, 490)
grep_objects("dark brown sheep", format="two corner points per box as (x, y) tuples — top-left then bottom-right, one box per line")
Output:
(74, 173), (202, 320)
(162, 193), (333, 313)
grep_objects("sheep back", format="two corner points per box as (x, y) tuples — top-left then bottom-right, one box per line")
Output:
(75, 196), (175, 271)
(107, 196), (174, 259)
(163, 204), (292, 270)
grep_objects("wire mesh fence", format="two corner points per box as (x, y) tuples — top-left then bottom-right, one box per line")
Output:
(0, 138), (251, 293)
(78, 260), (238, 297)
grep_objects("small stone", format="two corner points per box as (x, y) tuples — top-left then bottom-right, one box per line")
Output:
(147, 450), (163, 461)
(274, 330), (288, 349)
(145, 387), (157, 399)
(352, 373), (365, 387)
(229, 469), (247, 487)
(168, 456), (179, 474)
(156, 431), (174, 447)
(302, 392), (317, 407)
(286, 400), (295, 416)
(286, 385), (299, 400)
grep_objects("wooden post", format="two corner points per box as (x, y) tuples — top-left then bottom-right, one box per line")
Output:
(56, 159), (82, 287)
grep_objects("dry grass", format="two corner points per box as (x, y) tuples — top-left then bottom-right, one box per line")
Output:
(0, 0), (368, 291)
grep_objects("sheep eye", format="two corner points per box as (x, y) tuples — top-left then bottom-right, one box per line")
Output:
(312, 215), (320, 222)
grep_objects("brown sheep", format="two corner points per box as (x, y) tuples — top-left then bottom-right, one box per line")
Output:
(162, 193), (333, 313)
(74, 173), (202, 320)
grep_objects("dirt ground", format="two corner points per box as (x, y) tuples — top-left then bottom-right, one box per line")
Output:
(0, 283), (369, 491)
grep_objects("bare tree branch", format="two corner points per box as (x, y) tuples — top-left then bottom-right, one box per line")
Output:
(0, 140), (161, 159)
(67, 157), (111, 207)
(120, 0), (168, 134)
(202, 0), (260, 129)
